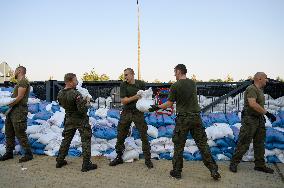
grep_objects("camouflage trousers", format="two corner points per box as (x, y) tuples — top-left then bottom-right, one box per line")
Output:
(5, 106), (31, 152)
(231, 115), (266, 167)
(115, 109), (151, 160)
(57, 125), (92, 162)
(172, 113), (217, 172)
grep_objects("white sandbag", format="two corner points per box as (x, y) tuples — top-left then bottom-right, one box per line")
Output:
(95, 108), (108, 119)
(147, 125), (158, 138)
(165, 144), (174, 152)
(184, 146), (199, 154)
(91, 149), (102, 157)
(0, 91), (12, 97)
(136, 88), (154, 112)
(48, 111), (65, 127)
(205, 123), (234, 140)
(107, 117), (119, 127)
(0, 144), (6, 156)
(28, 133), (42, 140)
(134, 139), (142, 147)
(276, 96), (284, 107)
(0, 97), (16, 106)
(207, 139), (217, 147)
(151, 153), (160, 159)
(265, 116), (272, 127)
(122, 149), (140, 162)
(150, 137), (172, 146)
(185, 139), (196, 147)
(125, 137), (139, 151)
(76, 80), (92, 100)
(38, 132), (58, 145)
(217, 154), (230, 161)
(45, 140), (61, 151)
(28, 98), (41, 104)
(277, 153), (284, 163)
(151, 145), (166, 153)
(107, 138), (117, 149)
(26, 125), (44, 134)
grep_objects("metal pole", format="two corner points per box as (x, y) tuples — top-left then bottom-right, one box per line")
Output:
(137, 0), (141, 80)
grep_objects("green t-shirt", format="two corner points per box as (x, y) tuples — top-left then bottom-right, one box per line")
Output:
(120, 80), (146, 110)
(244, 84), (265, 117)
(12, 77), (30, 106)
(168, 78), (200, 114)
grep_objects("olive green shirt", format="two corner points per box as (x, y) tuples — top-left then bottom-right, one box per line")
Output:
(12, 77), (30, 106)
(168, 78), (200, 114)
(120, 80), (146, 110)
(243, 84), (265, 117)
(57, 88), (88, 129)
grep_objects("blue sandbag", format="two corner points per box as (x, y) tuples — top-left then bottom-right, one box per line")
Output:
(165, 125), (175, 138)
(226, 112), (241, 125)
(88, 107), (96, 118)
(231, 126), (240, 142)
(0, 87), (13, 92)
(187, 132), (193, 139)
(201, 114), (213, 128)
(32, 111), (53, 121)
(273, 143), (284, 150)
(0, 122), (4, 130)
(159, 152), (172, 160)
(163, 114), (175, 125)
(266, 155), (281, 163)
(28, 138), (37, 145)
(0, 137), (6, 144)
(223, 152), (233, 159)
(210, 147), (222, 155)
(0, 106), (10, 114)
(215, 139), (229, 148)
(266, 128), (284, 143)
(209, 113), (228, 124)
(148, 113), (158, 126)
(68, 148), (81, 157)
(156, 114), (164, 127)
(28, 103), (39, 114)
(0, 132), (4, 140)
(158, 126), (167, 137)
(194, 151), (202, 160)
(101, 148), (114, 155)
(107, 109), (120, 119)
(221, 147), (234, 154)
(27, 118), (41, 126)
(38, 101), (50, 112)
(183, 152), (195, 161)
(279, 111), (284, 125)
(31, 141), (46, 149)
(32, 149), (45, 155)
(131, 127), (140, 140)
(147, 135), (155, 141)
(51, 105), (60, 113)
(145, 116), (150, 125)
(272, 115), (283, 127)
(93, 127), (117, 140)
(224, 137), (236, 147)
(266, 143), (275, 150)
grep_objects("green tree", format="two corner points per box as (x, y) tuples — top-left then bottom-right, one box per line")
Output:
(224, 74), (234, 82)
(118, 73), (124, 81)
(82, 69), (109, 81)
(209, 78), (223, 82)
(153, 79), (161, 83)
(276, 76), (284, 82)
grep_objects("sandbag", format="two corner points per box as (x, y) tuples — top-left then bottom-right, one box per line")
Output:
(107, 109), (120, 119)
(163, 114), (175, 125)
(226, 112), (240, 125)
(136, 88), (154, 112)
(32, 111), (53, 121)
(147, 125), (158, 138)
(209, 113), (228, 124)
(0, 97), (16, 107)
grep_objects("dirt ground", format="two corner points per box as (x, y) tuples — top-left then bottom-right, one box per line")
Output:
(0, 155), (283, 188)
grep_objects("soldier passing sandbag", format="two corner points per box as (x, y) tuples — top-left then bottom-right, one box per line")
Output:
(56, 73), (97, 172)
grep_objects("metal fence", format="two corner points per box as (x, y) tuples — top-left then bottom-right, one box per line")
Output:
(1, 80), (283, 112)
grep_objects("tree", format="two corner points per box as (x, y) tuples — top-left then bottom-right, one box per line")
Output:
(276, 76), (284, 82)
(191, 74), (197, 81)
(82, 69), (109, 81)
(100, 74), (109, 81)
(118, 73), (124, 81)
(209, 78), (223, 82)
(224, 74), (234, 82)
(153, 79), (161, 83)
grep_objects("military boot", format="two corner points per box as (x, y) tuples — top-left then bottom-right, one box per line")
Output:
(254, 166), (274, 174)
(81, 161), (97, 172)
(19, 149), (33, 163)
(170, 170), (181, 179)
(229, 163), (238, 173)
(145, 159), (153, 169)
(109, 152), (123, 166)
(210, 168), (221, 180)
(0, 150), (13, 161)
(56, 159), (68, 168)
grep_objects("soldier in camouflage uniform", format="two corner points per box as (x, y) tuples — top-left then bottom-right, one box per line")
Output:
(56, 73), (97, 172)
(0, 66), (33, 163)
(230, 72), (276, 174)
(109, 68), (153, 169)
(149, 64), (220, 180)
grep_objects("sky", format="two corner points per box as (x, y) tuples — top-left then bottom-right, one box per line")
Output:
(0, 0), (283, 82)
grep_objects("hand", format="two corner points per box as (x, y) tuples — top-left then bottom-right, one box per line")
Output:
(148, 105), (160, 112)
(265, 111), (276, 123)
